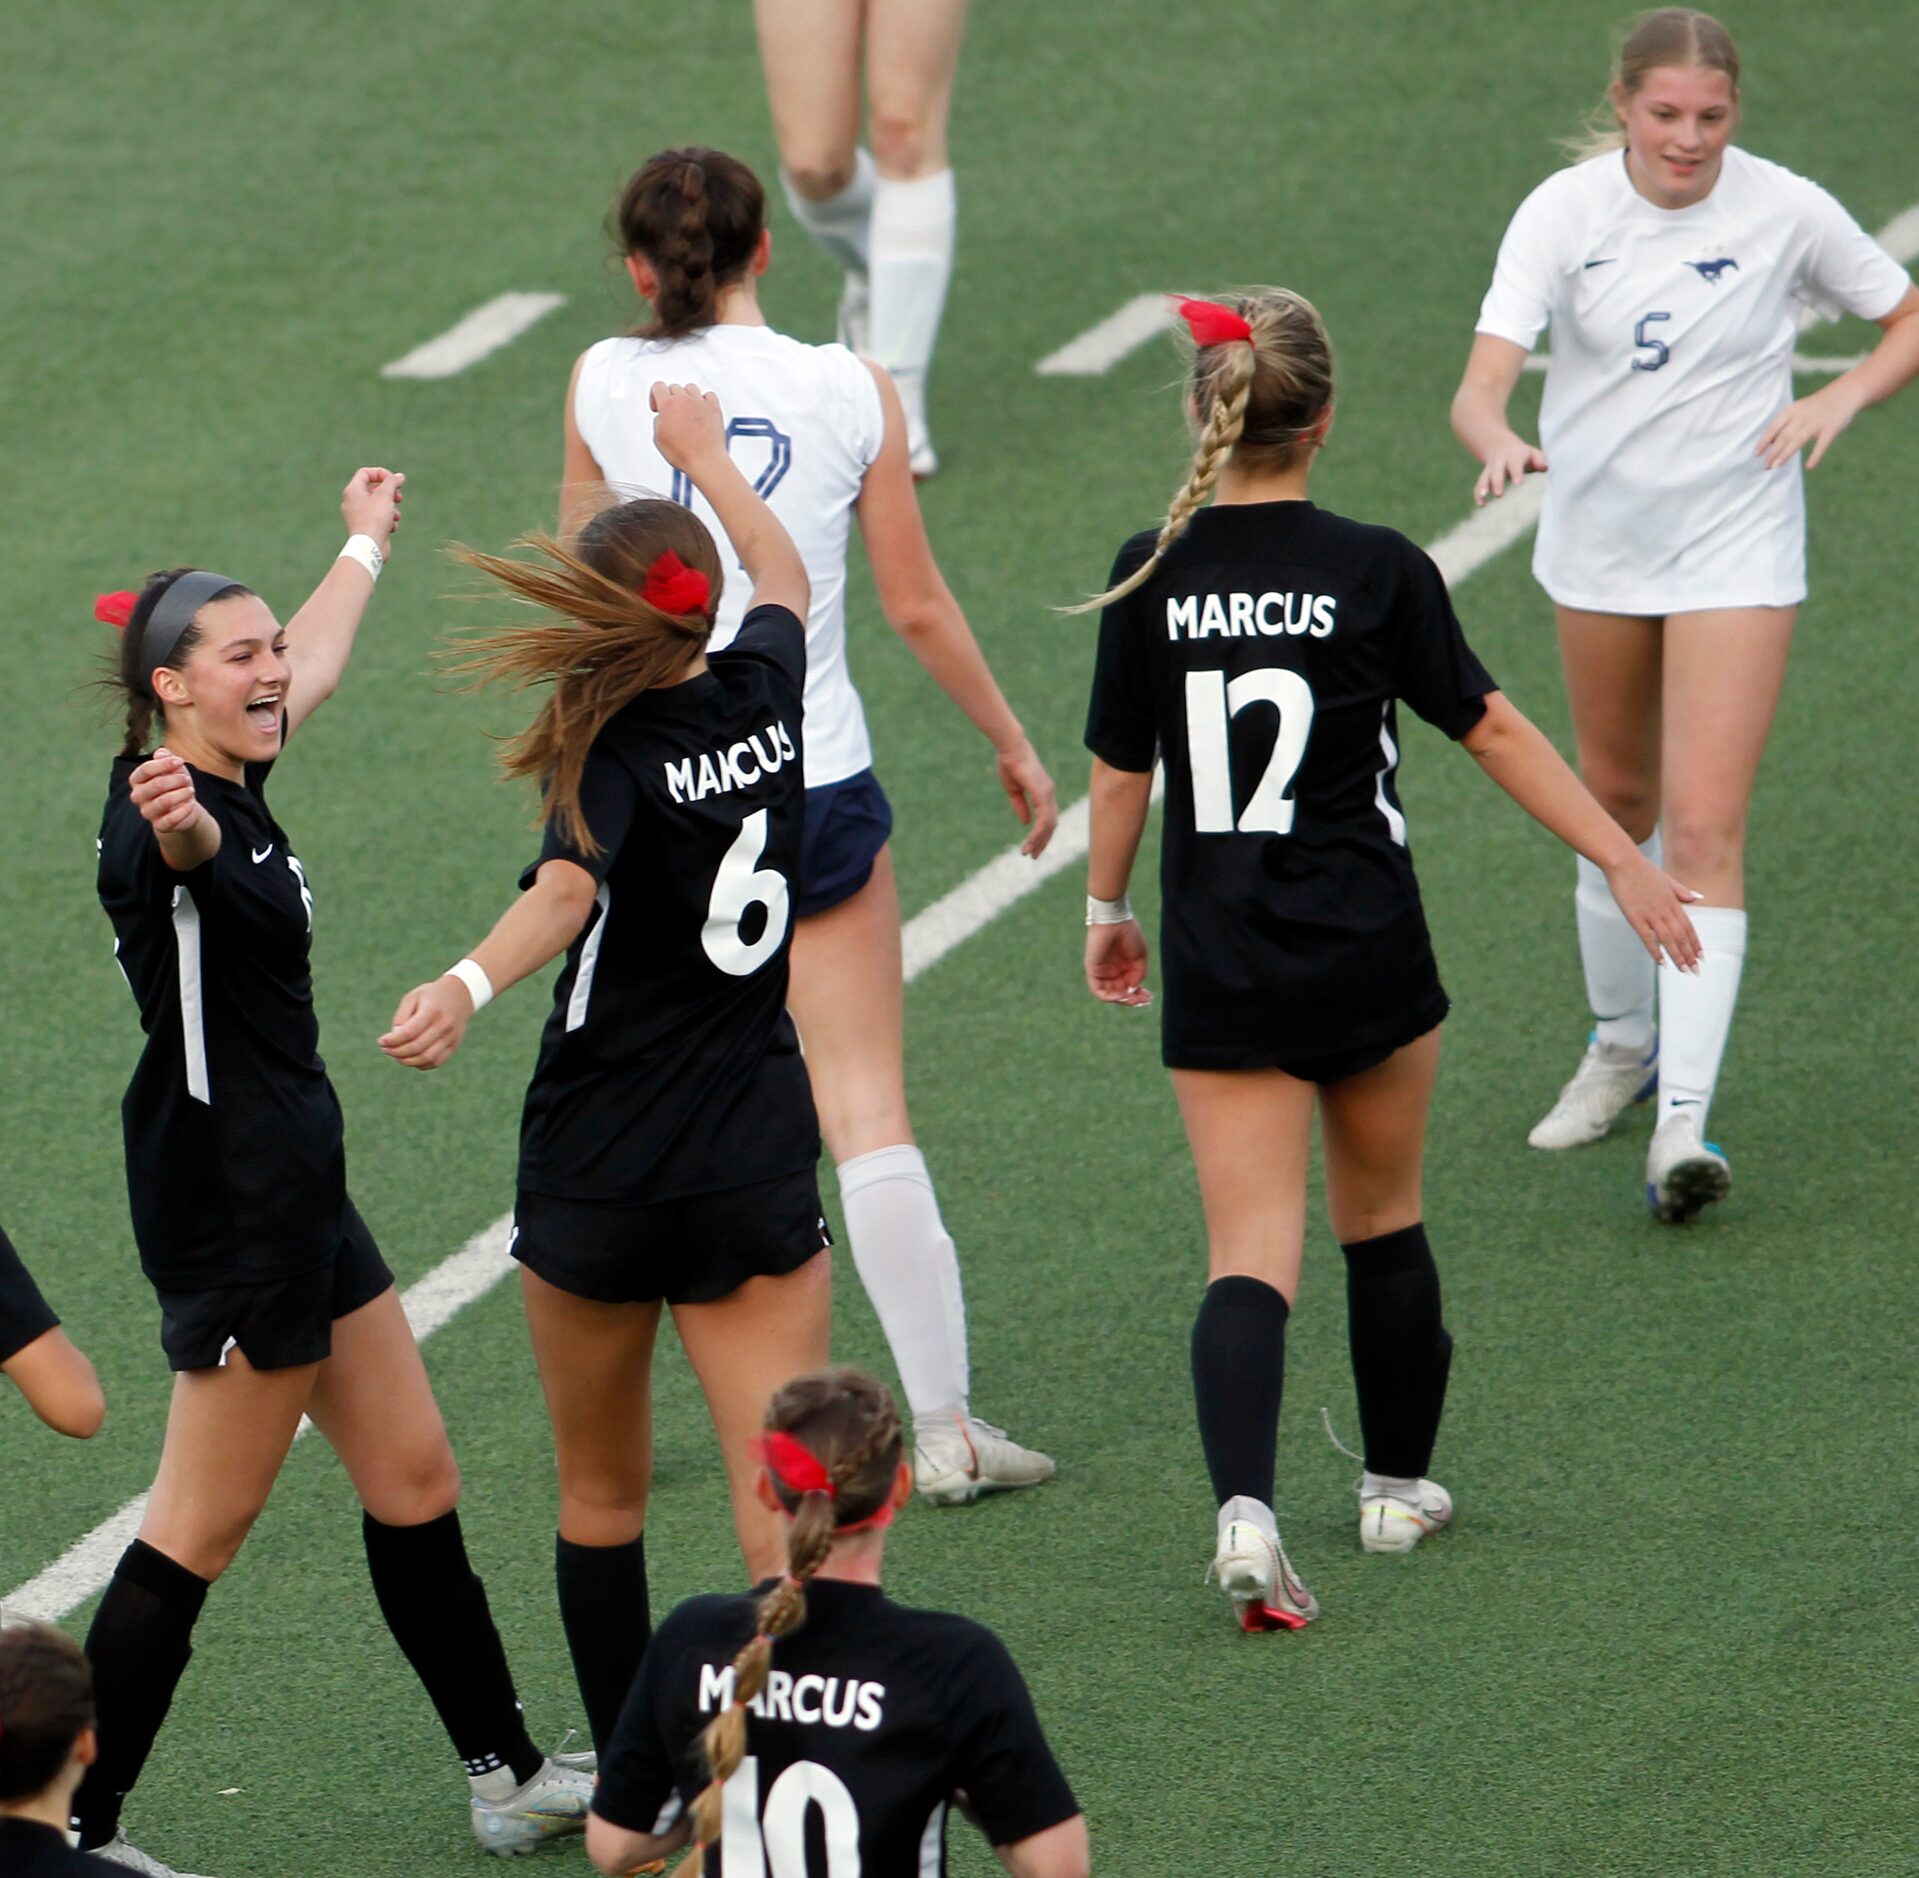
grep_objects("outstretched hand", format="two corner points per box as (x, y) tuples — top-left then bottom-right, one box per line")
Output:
(650, 382), (727, 473)
(342, 467), (405, 555)
(997, 738), (1060, 858)
(1606, 855), (1704, 971)
(128, 749), (207, 834)
(1473, 436), (1548, 506)
(380, 978), (474, 1070)
(1086, 919), (1152, 1006)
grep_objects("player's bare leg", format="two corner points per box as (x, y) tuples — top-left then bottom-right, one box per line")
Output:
(1646, 605), (1796, 1219)
(788, 847), (1052, 1501)
(74, 1351), (315, 1860)
(864, 0), (968, 472)
(674, 1252), (832, 1580)
(521, 1269), (663, 1760)
(314, 1286), (579, 1846)
(1531, 606), (1667, 1148)
(755, 0), (873, 346)
(1320, 1031), (1455, 1553)
(1171, 1069), (1319, 1629)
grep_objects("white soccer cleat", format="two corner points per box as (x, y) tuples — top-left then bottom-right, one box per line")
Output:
(1528, 1035), (1659, 1149)
(1646, 1112), (1731, 1223)
(836, 274), (871, 355)
(1358, 1479), (1454, 1554)
(913, 1413), (1055, 1505)
(469, 1759), (594, 1858)
(1208, 1501), (1319, 1632)
(90, 1833), (212, 1876)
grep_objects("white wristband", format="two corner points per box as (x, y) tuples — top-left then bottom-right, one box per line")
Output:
(443, 958), (494, 1012)
(1086, 893), (1135, 927)
(338, 533), (385, 582)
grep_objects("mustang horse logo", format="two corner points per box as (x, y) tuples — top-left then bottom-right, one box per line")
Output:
(1686, 257), (1740, 284)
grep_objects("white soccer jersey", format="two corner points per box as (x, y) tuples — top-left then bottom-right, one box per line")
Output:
(574, 324), (887, 787)
(1477, 147), (1910, 614)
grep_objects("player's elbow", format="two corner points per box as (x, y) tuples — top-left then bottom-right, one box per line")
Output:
(1459, 690), (1520, 762)
(37, 1371), (108, 1440)
(585, 1814), (659, 1876)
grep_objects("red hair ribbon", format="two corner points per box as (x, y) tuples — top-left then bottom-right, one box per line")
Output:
(755, 1432), (897, 1535)
(94, 590), (139, 629)
(639, 550), (711, 617)
(1171, 297), (1254, 347)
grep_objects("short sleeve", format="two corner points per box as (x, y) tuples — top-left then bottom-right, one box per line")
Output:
(719, 602), (807, 699)
(518, 741), (642, 890)
(593, 1629), (689, 1836)
(1476, 176), (1565, 350)
(0, 1221), (60, 1366)
(1390, 542), (1497, 739)
(1083, 535), (1159, 773)
(947, 1629), (1081, 1850)
(1795, 181), (1912, 324)
(827, 346), (887, 469)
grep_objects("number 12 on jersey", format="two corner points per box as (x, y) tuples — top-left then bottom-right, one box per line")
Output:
(1185, 667), (1316, 834)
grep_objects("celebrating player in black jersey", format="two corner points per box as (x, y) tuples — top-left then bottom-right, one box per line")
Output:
(87, 473), (593, 1876)
(0, 1624), (101, 1877)
(1, 1222), (105, 1439)
(586, 1366), (1089, 1878)
(382, 385), (823, 1766)
(1080, 292), (1703, 1633)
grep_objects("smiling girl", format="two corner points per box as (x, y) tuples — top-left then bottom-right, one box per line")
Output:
(82, 473), (592, 1874)
(1451, 8), (1919, 1218)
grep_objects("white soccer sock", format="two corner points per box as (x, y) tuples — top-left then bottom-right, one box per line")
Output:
(1575, 829), (1662, 1052)
(836, 1144), (970, 1421)
(1657, 906), (1747, 1132)
(781, 148), (876, 280)
(868, 168), (955, 387)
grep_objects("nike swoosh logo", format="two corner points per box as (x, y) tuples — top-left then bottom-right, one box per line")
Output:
(1584, 258), (1619, 269)
(252, 845), (275, 864)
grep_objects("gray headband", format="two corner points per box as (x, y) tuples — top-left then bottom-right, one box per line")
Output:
(141, 570), (244, 698)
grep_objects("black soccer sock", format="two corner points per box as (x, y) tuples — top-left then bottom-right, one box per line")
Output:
(71, 1540), (211, 1849)
(362, 1509), (543, 1786)
(1342, 1222), (1454, 1480)
(1190, 1275), (1291, 1508)
(555, 1533), (652, 1758)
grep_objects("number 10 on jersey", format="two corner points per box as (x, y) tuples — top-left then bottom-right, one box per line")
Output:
(1185, 668), (1316, 834)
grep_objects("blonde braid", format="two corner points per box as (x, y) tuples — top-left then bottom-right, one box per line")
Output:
(1066, 344), (1256, 616)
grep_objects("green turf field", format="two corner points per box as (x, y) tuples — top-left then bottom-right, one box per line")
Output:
(4, 1), (1917, 1871)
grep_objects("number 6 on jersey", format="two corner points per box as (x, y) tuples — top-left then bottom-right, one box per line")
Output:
(704, 808), (791, 976)
(1185, 667), (1316, 834)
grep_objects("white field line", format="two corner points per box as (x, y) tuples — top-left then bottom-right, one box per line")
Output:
(1035, 294), (1172, 376)
(0, 484), (1551, 1625)
(381, 293), (567, 380)
(22, 197), (1914, 1623)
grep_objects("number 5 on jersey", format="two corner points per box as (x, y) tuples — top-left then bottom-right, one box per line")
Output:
(704, 808), (790, 976)
(1186, 668), (1316, 834)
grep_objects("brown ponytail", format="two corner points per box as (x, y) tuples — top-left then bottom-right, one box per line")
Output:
(678, 1368), (904, 1870)
(97, 567), (253, 756)
(613, 147), (768, 340)
(1068, 288), (1335, 612)
(448, 498), (725, 857)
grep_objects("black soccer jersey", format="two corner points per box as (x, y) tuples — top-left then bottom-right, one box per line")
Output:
(1085, 502), (1497, 1067)
(0, 1219), (59, 1365)
(517, 603), (820, 1206)
(598, 1581), (1080, 1876)
(97, 743), (350, 1289)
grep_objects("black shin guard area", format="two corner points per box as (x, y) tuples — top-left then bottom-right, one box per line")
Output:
(362, 1509), (542, 1786)
(1191, 1275), (1291, 1507)
(72, 1540), (211, 1848)
(1342, 1222), (1453, 1479)
(556, 1533), (652, 1758)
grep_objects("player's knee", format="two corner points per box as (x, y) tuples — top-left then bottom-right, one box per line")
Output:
(784, 151), (860, 201)
(867, 108), (938, 178)
(1580, 768), (1658, 840)
(366, 1444), (463, 1527)
(558, 1483), (650, 1549)
(1662, 814), (1743, 886)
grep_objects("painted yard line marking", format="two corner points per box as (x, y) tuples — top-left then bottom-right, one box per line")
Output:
(381, 293), (567, 381)
(1035, 294), (1172, 376)
(0, 480), (1547, 1625)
